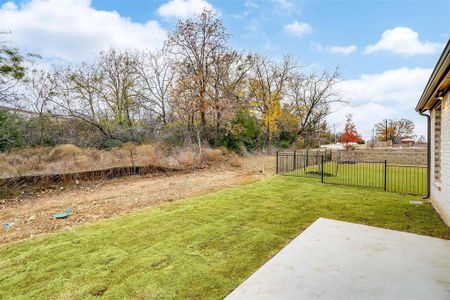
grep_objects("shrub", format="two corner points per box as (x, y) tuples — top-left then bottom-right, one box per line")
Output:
(134, 144), (164, 166)
(295, 138), (306, 149)
(175, 149), (199, 168)
(201, 148), (224, 163)
(9, 146), (51, 158)
(277, 139), (290, 149)
(220, 110), (261, 152)
(0, 159), (15, 178)
(227, 153), (242, 167)
(0, 111), (24, 151)
(48, 144), (83, 161)
(102, 139), (123, 149)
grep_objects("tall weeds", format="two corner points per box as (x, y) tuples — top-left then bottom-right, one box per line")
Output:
(0, 143), (228, 179)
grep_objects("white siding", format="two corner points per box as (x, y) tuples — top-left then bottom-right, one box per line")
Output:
(430, 92), (450, 226)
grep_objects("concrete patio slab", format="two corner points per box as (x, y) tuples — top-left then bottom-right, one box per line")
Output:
(226, 218), (450, 300)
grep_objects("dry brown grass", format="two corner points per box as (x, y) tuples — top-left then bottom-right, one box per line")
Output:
(201, 148), (225, 163)
(10, 146), (52, 158)
(48, 144), (83, 161)
(227, 154), (242, 167)
(0, 160), (15, 177)
(174, 148), (199, 169)
(133, 144), (163, 166)
(0, 144), (237, 179)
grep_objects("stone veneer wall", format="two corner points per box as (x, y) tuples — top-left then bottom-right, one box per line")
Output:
(330, 149), (427, 166)
(286, 148), (427, 166)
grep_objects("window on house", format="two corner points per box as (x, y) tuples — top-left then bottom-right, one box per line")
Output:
(434, 104), (442, 182)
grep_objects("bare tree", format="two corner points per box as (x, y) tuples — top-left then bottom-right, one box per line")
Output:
(375, 118), (415, 143)
(167, 9), (229, 137)
(96, 50), (140, 128)
(25, 69), (56, 145)
(53, 50), (142, 141)
(417, 135), (426, 144)
(53, 62), (114, 139)
(286, 68), (343, 143)
(208, 51), (253, 144)
(132, 49), (175, 124)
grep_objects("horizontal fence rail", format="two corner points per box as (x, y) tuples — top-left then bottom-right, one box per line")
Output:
(277, 152), (323, 178)
(322, 160), (385, 189)
(276, 151), (427, 196)
(386, 164), (427, 195)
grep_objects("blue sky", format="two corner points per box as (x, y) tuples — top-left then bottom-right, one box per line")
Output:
(1, 0), (449, 139)
(91, 0), (447, 77)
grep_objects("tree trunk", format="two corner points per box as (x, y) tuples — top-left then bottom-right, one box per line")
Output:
(215, 111), (221, 146)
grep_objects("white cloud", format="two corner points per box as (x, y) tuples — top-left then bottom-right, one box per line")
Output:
(0, 0), (166, 63)
(313, 43), (357, 55)
(327, 102), (396, 140)
(284, 21), (312, 37)
(245, 0), (259, 9)
(365, 27), (442, 56)
(246, 18), (260, 33)
(337, 67), (432, 105)
(231, 11), (251, 19)
(272, 0), (294, 9)
(328, 45), (357, 55)
(327, 67), (432, 139)
(157, 0), (213, 19)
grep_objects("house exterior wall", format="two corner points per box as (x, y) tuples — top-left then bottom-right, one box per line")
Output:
(430, 92), (450, 227)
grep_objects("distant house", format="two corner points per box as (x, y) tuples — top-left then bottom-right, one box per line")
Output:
(320, 143), (345, 150)
(399, 137), (415, 146)
(416, 39), (450, 226)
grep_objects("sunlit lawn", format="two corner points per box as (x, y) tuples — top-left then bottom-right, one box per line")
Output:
(1, 176), (448, 299)
(286, 162), (427, 195)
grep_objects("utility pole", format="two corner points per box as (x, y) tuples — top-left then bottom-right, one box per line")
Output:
(372, 128), (375, 148)
(317, 123), (321, 148)
(333, 123), (337, 144)
(385, 119), (388, 142)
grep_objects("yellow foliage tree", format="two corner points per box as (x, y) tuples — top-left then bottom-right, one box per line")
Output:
(248, 78), (284, 149)
(262, 93), (282, 147)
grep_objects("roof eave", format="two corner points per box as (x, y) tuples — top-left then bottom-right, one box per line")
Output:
(416, 39), (450, 112)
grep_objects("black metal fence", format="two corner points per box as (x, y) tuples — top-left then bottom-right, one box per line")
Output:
(276, 152), (323, 178)
(276, 151), (427, 196)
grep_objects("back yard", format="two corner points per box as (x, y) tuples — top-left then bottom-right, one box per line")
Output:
(1, 175), (449, 299)
(0, 155), (273, 243)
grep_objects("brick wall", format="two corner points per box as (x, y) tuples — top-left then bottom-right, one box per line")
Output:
(430, 93), (450, 227)
(434, 105), (442, 180)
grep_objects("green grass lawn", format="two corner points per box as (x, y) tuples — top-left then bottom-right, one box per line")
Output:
(1, 176), (449, 299)
(285, 162), (427, 195)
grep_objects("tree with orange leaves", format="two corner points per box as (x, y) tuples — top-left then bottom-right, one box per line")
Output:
(341, 114), (359, 150)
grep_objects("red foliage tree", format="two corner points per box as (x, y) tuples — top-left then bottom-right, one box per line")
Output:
(341, 114), (359, 150)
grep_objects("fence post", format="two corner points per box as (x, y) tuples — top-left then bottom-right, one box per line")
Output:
(276, 151), (279, 174)
(384, 160), (387, 191)
(306, 149), (309, 167)
(321, 155), (324, 183)
(293, 150), (297, 171)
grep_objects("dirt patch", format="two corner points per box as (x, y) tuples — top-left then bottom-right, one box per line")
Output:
(0, 155), (274, 244)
